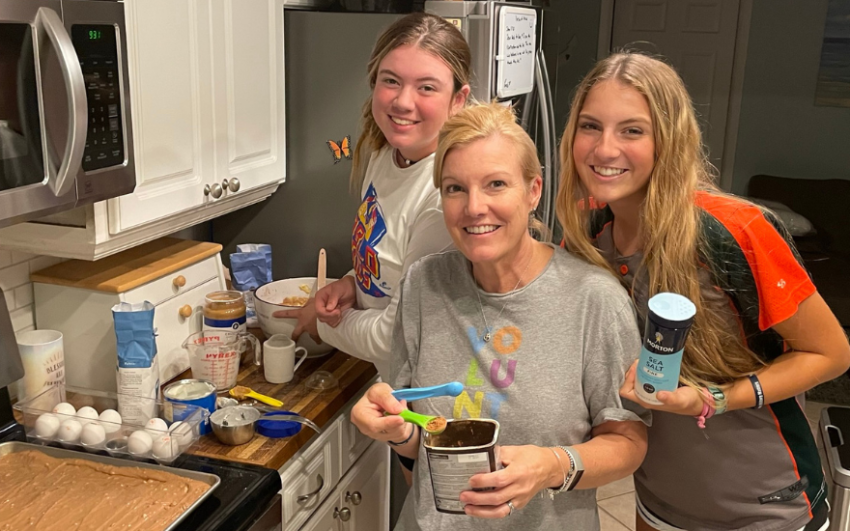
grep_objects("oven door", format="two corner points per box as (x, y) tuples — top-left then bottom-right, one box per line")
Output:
(61, 0), (135, 204)
(0, 0), (87, 228)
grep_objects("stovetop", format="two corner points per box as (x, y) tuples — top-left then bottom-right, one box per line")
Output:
(170, 453), (281, 531)
(0, 388), (281, 531)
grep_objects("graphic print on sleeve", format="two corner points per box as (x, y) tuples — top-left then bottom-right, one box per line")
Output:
(352, 183), (389, 298)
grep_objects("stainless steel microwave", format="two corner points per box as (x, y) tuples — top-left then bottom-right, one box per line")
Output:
(0, 0), (134, 229)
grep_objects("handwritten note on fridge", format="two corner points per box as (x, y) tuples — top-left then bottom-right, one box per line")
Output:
(496, 6), (537, 99)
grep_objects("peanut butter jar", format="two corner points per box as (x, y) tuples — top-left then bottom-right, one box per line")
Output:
(203, 291), (247, 335)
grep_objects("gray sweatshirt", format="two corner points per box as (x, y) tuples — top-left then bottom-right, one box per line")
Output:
(391, 246), (646, 531)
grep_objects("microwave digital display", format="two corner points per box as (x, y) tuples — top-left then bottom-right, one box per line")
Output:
(71, 24), (124, 172)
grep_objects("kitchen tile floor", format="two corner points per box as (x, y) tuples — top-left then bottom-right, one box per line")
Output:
(598, 400), (836, 531)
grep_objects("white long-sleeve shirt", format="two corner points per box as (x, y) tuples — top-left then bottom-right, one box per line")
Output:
(316, 147), (452, 378)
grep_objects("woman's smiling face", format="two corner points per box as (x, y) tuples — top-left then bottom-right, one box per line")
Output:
(440, 134), (541, 267)
(572, 80), (656, 210)
(371, 44), (467, 162)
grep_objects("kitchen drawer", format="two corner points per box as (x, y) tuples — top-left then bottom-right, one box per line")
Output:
(280, 416), (342, 531)
(340, 404), (372, 477)
(123, 255), (220, 306)
(153, 277), (217, 383)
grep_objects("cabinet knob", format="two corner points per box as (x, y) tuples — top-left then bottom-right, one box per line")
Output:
(203, 184), (211, 197)
(178, 305), (193, 319)
(337, 507), (351, 522)
(173, 275), (186, 288)
(228, 177), (240, 192)
(345, 491), (362, 506)
(210, 183), (223, 199)
(222, 178), (229, 190)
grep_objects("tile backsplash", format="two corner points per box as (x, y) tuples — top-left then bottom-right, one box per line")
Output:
(0, 249), (62, 334)
(1, 250), (63, 400)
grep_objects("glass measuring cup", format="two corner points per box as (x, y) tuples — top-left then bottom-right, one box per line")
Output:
(182, 330), (262, 390)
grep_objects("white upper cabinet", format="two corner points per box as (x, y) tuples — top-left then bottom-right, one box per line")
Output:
(210, 0), (286, 197)
(111, 0), (214, 232)
(0, 0), (286, 260)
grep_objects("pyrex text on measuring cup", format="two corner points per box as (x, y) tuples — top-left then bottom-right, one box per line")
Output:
(182, 330), (262, 390)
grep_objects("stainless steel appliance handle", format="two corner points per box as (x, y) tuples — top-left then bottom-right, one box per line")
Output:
(535, 49), (558, 234)
(37, 7), (87, 197)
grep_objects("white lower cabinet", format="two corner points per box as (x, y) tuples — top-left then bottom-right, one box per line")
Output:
(301, 442), (390, 531)
(299, 496), (340, 531)
(280, 395), (390, 531)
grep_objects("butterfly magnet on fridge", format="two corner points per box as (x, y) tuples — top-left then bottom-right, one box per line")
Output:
(327, 136), (352, 164)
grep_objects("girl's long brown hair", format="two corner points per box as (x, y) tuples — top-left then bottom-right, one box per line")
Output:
(350, 13), (472, 193)
(556, 52), (764, 388)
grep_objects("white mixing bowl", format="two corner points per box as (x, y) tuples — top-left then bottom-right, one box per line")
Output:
(254, 277), (336, 357)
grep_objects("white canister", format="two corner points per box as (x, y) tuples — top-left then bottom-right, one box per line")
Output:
(16, 330), (64, 399)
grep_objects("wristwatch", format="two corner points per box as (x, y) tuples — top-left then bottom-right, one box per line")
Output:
(549, 446), (584, 497)
(707, 386), (727, 415)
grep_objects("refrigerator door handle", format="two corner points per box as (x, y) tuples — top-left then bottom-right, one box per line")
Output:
(535, 48), (558, 234)
(36, 6), (87, 197)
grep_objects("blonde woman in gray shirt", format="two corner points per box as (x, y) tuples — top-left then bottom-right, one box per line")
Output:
(351, 103), (648, 531)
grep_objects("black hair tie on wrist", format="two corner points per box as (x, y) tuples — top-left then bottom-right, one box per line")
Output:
(388, 424), (415, 446)
(748, 374), (765, 409)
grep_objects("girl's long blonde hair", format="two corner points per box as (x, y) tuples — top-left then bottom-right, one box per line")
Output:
(350, 13), (472, 193)
(433, 103), (547, 238)
(556, 52), (764, 387)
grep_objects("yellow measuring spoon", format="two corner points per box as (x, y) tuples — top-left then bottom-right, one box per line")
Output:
(230, 385), (283, 408)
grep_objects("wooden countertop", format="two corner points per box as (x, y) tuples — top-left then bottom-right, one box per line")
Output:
(30, 237), (222, 293)
(183, 346), (377, 471)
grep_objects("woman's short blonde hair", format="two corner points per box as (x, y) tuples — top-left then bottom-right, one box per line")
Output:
(434, 102), (546, 237)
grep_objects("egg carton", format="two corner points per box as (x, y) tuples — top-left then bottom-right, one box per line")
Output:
(13, 385), (206, 465)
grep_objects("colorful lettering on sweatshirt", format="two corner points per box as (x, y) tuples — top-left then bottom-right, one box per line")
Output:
(352, 183), (388, 297)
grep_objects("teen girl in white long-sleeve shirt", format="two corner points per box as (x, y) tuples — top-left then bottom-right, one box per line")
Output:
(275, 13), (471, 378)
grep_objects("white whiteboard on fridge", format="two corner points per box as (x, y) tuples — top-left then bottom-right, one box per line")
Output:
(495, 6), (537, 99)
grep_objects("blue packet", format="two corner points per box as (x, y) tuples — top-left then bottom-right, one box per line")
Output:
(231, 244), (273, 327)
(113, 301), (157, 367)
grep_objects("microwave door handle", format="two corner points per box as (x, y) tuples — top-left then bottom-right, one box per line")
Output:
(37, 7), (86, 197)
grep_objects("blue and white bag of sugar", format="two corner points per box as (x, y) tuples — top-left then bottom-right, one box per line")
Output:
(230, 243), (272, 327)
(112, 301), (159, 424)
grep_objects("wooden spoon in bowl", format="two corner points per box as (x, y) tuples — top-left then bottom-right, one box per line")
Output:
(308, 249), (327, 299)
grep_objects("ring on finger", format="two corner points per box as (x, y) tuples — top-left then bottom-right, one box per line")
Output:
(506, 500), (515, 517)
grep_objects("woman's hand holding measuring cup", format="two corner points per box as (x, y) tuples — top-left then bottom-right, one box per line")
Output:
(461, 445), (560, 519)
(620, 360), (704, 416)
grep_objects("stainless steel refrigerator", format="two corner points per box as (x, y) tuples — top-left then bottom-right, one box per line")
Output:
(213, 0), (556, 278)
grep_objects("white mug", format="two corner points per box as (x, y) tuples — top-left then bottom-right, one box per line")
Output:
(263, 334), (308, 384)
(17, 330), (64, 399)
